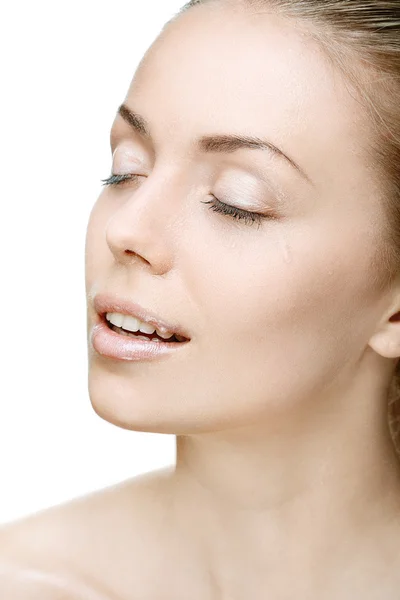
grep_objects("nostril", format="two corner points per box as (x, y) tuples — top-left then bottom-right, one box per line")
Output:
(124, 249), (150, 265)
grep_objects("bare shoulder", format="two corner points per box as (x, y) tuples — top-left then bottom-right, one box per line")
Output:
(0, 466), (177, 600)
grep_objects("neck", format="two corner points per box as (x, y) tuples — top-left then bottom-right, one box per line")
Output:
(170, 374), (400, 594)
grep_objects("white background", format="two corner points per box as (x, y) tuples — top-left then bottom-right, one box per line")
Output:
(0, 0), (185, 525)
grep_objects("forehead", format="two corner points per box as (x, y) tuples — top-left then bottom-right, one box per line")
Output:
(123, 4), (370, 178)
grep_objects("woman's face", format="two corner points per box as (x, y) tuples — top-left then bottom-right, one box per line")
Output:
(85, 3), (391, 434)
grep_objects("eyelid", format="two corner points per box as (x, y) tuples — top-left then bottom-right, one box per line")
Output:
(111, 143), (145, 171)
(109, 143), (290, 212)
(217, 166), (289, 209)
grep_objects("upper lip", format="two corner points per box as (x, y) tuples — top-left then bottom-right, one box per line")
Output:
(93, 293), (191, 340)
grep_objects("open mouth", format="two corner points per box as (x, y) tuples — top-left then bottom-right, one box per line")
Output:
(103, 315), (189, 343)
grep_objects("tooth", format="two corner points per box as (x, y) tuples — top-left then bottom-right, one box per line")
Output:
(113, 313), (124, 327)
(156, 327), (174, 339)
(138, 322), (157, 334)
(121, 315), (140, 332)
(106, 312), (124, 327)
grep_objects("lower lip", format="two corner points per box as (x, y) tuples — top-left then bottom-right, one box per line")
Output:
(90, 318), (190, 362)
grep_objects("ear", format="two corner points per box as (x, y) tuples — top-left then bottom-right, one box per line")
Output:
(369, 293), (400, 360)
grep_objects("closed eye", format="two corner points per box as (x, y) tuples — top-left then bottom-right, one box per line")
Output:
(201, 197), (275, 229)
(101, 174), (275, 229)
(101, 173), (140, 186)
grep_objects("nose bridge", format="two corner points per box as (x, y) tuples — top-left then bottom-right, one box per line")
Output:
(105, 166), (188, 271)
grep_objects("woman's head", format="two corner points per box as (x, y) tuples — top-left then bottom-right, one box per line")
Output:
(85, 0), (400, 448)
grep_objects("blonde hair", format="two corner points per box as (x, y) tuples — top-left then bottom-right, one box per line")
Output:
(170, 0), (400, 453)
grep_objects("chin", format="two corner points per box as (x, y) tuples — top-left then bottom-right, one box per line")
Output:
(87, 368), (174, 433)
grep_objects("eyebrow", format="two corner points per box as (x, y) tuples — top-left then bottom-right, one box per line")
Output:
(116, 103), (312, 184)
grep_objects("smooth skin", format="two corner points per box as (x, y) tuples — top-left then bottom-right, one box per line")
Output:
(2, 1), (400, 598)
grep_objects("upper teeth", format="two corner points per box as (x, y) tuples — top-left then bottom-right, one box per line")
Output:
(105, 312), (175, 339)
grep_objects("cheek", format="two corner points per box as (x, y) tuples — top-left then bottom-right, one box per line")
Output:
(185, 219), (377, 404)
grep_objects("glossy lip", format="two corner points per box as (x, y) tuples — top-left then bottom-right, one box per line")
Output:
(93, 293), (191, 340)
(90, 318), (189, 362)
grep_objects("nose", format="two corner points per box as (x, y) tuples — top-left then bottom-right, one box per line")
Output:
(105, 175), (180, 275)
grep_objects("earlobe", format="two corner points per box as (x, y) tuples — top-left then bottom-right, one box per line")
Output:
(368, 293), (400, 359)
(369, 325), (400, 360)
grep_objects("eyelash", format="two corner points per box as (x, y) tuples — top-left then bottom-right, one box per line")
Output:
(101, 173), (274, 228)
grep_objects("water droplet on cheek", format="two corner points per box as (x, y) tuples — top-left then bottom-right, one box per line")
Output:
(278, 233), (293, 264)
